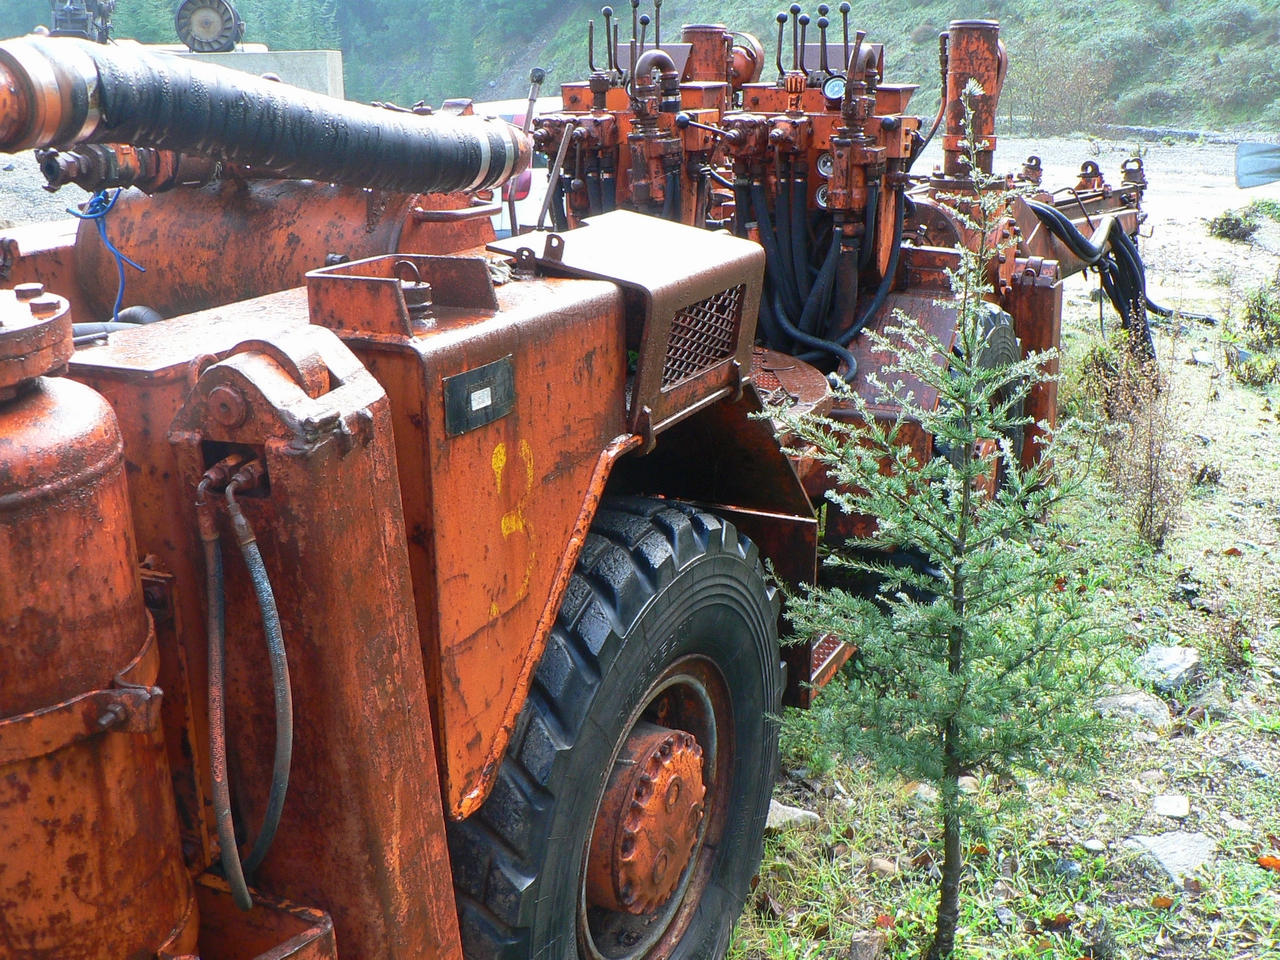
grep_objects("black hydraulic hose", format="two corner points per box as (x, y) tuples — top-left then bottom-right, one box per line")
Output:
(838, 186), (905, 345)
(602, 162), (618, 212)
(224, 482), (293, 881)
(733, 177), (751, 237)
(755, 283), (788, 349)
(586, 169), (603, 217)
(198, 482), (253, 913)
(858, 181), (880, 271)
(767, 286), (858, 381)
(774, 174), (802, 310)
(752, 181), (804, 320)
(1146, 296), (1216, 325)
(663, 170), (680, 221)
(0, 37), (530, 194)
(791, 172), (813, 308)
(550, 177), (569, 232)
(1024, 198), (1155, 356)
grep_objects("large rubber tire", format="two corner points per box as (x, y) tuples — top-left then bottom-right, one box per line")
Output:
(448, 497), (782, 960)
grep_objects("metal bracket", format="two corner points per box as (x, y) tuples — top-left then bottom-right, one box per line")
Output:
(0, 616), (162, 764)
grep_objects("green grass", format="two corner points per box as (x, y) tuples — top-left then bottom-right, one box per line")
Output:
(730, 285), (1280, 959)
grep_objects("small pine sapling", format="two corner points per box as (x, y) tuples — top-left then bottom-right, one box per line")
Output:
(773, 84), (1115, 959)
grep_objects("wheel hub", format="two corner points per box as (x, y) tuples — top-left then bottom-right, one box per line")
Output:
(586, 721), (706, 915)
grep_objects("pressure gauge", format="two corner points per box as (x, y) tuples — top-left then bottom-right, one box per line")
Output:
(815, 184), (830, 209)
(821, 75), (846, 103)
(816, 152), (835, 178)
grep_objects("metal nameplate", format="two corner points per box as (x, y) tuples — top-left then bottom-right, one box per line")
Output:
(443, 355), (515, 436)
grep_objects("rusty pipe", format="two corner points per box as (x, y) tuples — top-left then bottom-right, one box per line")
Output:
(634, 47), (681, 112)
(0, 36), (531, 194)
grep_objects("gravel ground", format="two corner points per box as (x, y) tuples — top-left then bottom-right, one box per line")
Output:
(0, 151), (88, 227)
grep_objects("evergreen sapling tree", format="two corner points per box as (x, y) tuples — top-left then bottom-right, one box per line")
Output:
(774, 84), (1114, 959)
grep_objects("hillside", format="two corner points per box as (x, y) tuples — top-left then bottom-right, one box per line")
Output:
(2, 0), (1278, 133)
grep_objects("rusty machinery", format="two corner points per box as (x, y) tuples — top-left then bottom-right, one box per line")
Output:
(0, 12), (1152, 960)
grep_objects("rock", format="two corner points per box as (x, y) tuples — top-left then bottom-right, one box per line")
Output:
(868, 856), (898, 878)
(995, 905), (1016, 926)
(1153, 794), (1190, 818)
(909, 782), (939, 805)
(766, 799), (819, 833)
(1083, 838), (1106, 854)
(1190, 679), (1232, 720)
(1139, 768), (1168, 784)
(1124, 832), (1216, 881)
(1081, 916), (1118, 959)
(1094, 692), (1171, 728)
(1189, 348), (1214, 366)
(1232, 754), (1272, 779)
(1221, 811), (1250, 831)
(957, 775), (980, 794)
(1055, 858), (1083, 880)
(1135, 645), (1202, 693)
(848, 931), (886, 960)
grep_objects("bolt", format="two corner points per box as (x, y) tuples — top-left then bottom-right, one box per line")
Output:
(29, 295), (60, 317)
(96, 703), (127, 729)
(14, 282), (44, 300)
(207, 383), (248, 428)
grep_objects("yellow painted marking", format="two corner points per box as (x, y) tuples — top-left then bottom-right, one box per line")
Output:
(491, 442), (507, 491)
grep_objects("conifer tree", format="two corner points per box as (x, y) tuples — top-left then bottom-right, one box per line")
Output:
(774, 85), (1115, 959)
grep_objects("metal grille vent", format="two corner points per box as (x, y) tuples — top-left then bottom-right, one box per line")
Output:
(661, 285), (744, 387)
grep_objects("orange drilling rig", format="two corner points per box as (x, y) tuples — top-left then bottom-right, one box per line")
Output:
(0, 8), (1151, 960)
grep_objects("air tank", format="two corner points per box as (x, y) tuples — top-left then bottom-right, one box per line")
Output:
(0, 283), (197, 958)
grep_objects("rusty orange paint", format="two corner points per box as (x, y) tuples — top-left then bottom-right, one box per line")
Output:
(306, 253), (631, 819)
(75, 310), (464, 960)
(0, 289), (195, 959)
(941, 20), (1006, 177)
(2, 182), (495, 325)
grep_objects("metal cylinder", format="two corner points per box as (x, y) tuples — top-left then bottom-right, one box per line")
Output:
(0, 35), (532, 194)
(680, 23), (732, 83)
(942, 20), (1004, 177)
(0, 288), (196, 958)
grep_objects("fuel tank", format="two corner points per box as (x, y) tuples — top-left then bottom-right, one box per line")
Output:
(0, 284), (197, 958)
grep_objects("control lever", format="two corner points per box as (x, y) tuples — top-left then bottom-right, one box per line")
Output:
(840, 2), (851, 74)
(775, 12), (787, 79)
(798, 14), (810, 76)
(817, 6), (830, 77)
(674, 113), (735, 143)
(510, 67), (545, 235)
(790, 4), (801, 71)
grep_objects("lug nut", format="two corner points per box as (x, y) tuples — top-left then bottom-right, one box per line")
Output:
(14, 282), (44, 300)
(29, 295), (61, 317)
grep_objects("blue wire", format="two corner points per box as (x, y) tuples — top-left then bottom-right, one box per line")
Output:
(68, 189), (145, 323)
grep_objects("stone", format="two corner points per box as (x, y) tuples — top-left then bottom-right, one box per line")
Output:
(1094, 692), (1171, 728)
(1124, 832), (1216, 881)
(1190, 679), (1232, 720)
(910, 782), (939, 805)
(848, 931), (886, 960)
(1221, 811), (1250, 831)
(1233, 754), (1272, 779)
(958, 775), (980, 794)
(1055, 858), (1083, 880)
(1083, 838), (1106, 854)
(868, 856), (898, 878)
(766, 799), (819, 833)
(995, 905), (1016, 926)
(1135, 645), (1202, 693)
(1153, 794), (1191, 818)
